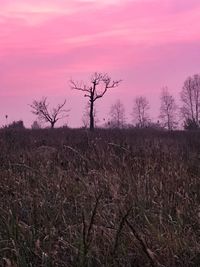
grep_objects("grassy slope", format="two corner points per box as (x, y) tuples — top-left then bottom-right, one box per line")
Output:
(0, 128), (200, 267)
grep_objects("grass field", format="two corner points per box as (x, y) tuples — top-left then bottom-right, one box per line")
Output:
(0, 128), (200, 267)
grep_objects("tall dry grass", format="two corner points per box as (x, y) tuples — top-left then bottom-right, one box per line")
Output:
(0, 128), (200, 266)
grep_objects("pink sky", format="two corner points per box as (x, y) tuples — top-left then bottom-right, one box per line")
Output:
(0, 0), (200, 127)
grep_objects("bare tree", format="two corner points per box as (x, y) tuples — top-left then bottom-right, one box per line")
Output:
(31, 120), (41, 129)
(159, 87), (178, 130)
(180, 74), (200, 126)
(109, 99), (126, 128)
(132, 96), (150, 128)
(30, 97), (69, 128)
(71, 72), (121, 131)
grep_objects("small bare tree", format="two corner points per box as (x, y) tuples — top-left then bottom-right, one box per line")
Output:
(180, 74), (200, 127)
(71, 72), (121, 131)
(159, 87), (178, 130)
(30, 97), (69, 128)
(109, 99), (126, 128)
(31, 120), (41, 129)
(132, 96), (150, 128)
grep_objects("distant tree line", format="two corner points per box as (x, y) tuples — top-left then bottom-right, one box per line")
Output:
(3, 72), (200, 131)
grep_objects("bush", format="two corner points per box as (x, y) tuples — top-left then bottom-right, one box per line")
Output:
(6, 120), (25, 130)
(31, 120), (41, 129)
(184, 118), (199, 130)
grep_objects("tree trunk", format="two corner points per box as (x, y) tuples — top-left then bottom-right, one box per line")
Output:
(167, 113), (170, 130)
(90, 100), (94, 131)
(51, 122), (55, 128)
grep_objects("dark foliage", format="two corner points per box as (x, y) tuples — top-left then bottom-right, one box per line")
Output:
(184, 118), (199, 130)
(5, 120), (25, 130)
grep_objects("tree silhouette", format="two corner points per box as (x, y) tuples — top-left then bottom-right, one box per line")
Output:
(71, 72), (121, 131)
(180, 74), (200, 127)
(30, 97), (69, 128)
(7, 120), (25, 130)
(132, 96), (150, 128)
(159, 87), (178, 130)
(31, 120), (41, 129)
(109, 99), (126, 128)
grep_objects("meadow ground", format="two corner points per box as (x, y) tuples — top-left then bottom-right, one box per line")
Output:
(0, 128), (200, 267)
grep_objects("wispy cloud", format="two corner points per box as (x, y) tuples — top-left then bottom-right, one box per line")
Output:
(0, 0), (200, 126)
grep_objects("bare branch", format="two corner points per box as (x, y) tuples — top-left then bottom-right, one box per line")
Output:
(30, 97), (69, 128)
(71, 72), (122, 130)
(93, 78), (121, 101)
(132, 96), (150, 128)
(70, 79), (90, 93)
(180, 74), (200, 128)
(108, 99), (126, 128)
(159, 87), (178, 130)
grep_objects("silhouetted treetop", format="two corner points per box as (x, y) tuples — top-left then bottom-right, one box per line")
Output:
(30, 97), (69, 128)
(70, 72), (121, 131)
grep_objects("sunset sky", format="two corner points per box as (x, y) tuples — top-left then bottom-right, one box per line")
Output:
(0, 0), (200, 127)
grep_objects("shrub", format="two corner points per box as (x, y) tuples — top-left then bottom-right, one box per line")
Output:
(6, 120), (25, 130)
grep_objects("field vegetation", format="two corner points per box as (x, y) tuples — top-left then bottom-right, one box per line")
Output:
(0, 128), (200, 267)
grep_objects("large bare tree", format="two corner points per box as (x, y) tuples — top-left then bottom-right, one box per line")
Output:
(159, 87), (178, 130)
(71, 72), (121, 131)
(180, 74), (200, 127)
(109, 99), (126, 128)
(30, 97), (69, 128)
(132, 96), (150, 128)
